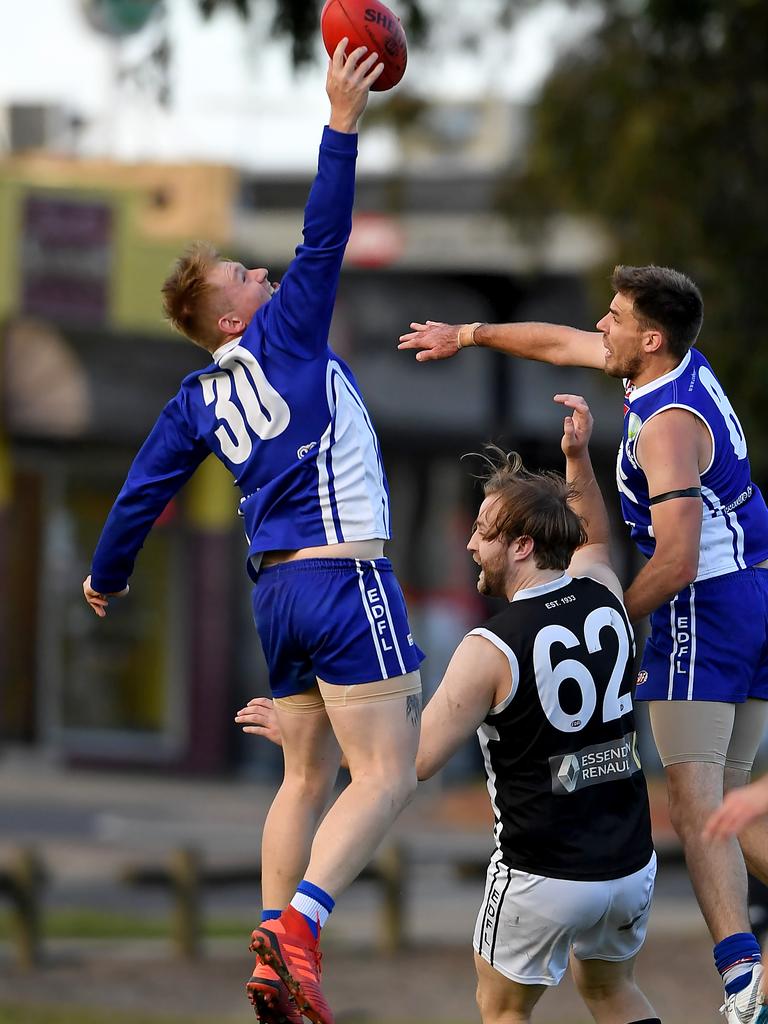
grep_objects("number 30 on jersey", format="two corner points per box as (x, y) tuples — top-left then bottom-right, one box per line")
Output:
(200, 348), (290, 464)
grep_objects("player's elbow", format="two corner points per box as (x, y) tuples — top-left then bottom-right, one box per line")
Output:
(677, 548), (700, 585)
(415, 753), (438, 782)
(658, 547), (699, 589)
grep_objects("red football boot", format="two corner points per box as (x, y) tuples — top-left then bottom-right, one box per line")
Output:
(246, 957), (303, 1024)
(249, 906), (334, 1024)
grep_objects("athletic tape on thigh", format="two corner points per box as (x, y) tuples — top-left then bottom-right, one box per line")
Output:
(317, 674), (421, 707)
(274, 685), (325, 714)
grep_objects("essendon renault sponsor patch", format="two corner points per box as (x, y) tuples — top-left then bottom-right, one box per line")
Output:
(550, 732), (642, 795)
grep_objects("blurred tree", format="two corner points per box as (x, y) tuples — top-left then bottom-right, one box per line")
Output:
(194, 0), (552, 64)
(197, 0), (429, 64)
(505, 0), (768, 468)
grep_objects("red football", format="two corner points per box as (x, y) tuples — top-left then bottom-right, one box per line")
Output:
(320, 0), (407, 92)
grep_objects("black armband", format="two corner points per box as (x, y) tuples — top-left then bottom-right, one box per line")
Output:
(648, 487), (702, 506)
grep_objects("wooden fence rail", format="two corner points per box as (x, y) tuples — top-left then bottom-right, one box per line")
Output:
(0, 847), (45, 968)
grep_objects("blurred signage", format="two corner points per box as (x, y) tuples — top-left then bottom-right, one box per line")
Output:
(346, 213), (405, 268)
(19, 193), (113, 326)
(2, 319), (89, 438)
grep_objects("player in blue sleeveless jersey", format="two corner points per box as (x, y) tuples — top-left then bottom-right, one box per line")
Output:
(83, 43), (423, 1024)
(399, 265), (768, 1022)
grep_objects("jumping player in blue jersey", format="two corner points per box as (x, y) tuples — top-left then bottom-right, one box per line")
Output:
(399, 266), (768, 1024)
(239, 394), (661, 1024)
(83, 42), (423, 1024)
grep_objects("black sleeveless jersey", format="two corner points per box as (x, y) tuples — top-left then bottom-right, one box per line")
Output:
(472, 574), (653, 881)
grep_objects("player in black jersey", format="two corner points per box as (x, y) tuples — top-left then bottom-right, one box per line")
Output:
(238, 393), (659, 1024)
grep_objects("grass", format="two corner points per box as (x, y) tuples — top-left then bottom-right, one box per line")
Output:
(0, 908), (252, 941)
(0, 1008), (238, 1024)
(0, 1013), (479, 1024)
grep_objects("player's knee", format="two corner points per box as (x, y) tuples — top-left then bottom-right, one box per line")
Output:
(667, 790), (714, 838)
(382, 761), (418, 808)
(475, 980), (497, 1021)
(475, 983), (525, 1024)
(352, 759), (417, 807)
(666, 779), (719, 835)
(281, 767), (336, 809)
(575, 973), (635, 1005)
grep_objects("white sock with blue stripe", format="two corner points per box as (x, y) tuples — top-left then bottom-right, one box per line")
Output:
(290, 879), (335, 939)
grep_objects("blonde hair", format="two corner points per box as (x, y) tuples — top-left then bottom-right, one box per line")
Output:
(161, 241), (224, 349)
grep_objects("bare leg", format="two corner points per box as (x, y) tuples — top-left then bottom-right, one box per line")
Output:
(666, 760), (751, 940)
(571, 953), (657, 1024)
(260, 705), (341, 909)
(302, 673), (420, 897)
(473, 951), (545, 1024)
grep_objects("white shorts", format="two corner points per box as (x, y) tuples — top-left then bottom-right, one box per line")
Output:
(473, 852), (657, 986)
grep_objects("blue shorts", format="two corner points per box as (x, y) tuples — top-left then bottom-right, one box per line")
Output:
(251, 557), (425, 698)
(636, 568), (768, 703)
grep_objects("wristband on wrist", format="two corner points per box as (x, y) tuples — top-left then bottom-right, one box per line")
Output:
(457, 322), (484, 349)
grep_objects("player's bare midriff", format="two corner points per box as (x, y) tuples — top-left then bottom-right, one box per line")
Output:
(261, 539), (386, 566)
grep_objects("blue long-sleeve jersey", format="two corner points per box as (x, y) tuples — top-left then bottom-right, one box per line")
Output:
(90, 127), (391, 594)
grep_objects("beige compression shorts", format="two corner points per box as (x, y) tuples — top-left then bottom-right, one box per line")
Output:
(274, 673), (422, 714)
(649, 698), (768, 770)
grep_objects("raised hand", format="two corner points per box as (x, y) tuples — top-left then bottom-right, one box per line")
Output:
(326, 38), (384, 133)
(554, 393), (594, 459)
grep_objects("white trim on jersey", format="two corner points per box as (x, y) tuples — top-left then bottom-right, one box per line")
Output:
(315, 361), (390, 546)
(616, 442), (640, 504)
(317, 419), (338, 544)
(468, 628), (520, 714)
(212, 336), (243, 363)
(729, 509), (747, 570)
(477, 722), (505, 858)
(626, 350), (692, 403)
(332, 361), (390, 531)
(355, 559), (387, 679)
(637, 402), (716, 476)
(699, 483), (748, 576)
(371, 562), (406, 676)
(511, 574), (571, 602)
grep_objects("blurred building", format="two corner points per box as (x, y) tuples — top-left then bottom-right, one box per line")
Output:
(0, 97), (637, 777)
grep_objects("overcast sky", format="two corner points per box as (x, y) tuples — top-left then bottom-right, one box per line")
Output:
(0, 0), (599, 170)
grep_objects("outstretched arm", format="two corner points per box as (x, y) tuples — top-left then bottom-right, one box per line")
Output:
(85, 392), (207, 613)
(264, 40), (383, 359)
(555, 393), (621, 599)
(398, 320), (605, 368)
